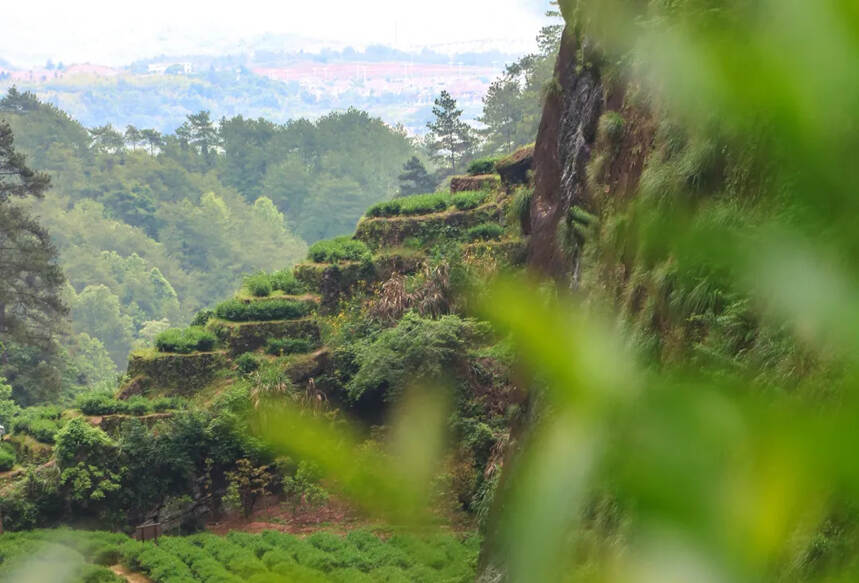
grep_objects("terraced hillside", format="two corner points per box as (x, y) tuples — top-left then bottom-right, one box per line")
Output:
(0, 154), (534, 581)
(120, 170), (528, 413)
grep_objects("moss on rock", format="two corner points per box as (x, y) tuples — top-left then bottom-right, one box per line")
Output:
(125, 351), (228, 396)
(450, 174), (501, 193)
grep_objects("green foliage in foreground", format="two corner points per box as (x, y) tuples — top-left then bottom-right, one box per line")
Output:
(214, 299), (310, 322)
(307, 237), (372, 263)
(155, 327), (217, 354)
(0, 528), (479, 583)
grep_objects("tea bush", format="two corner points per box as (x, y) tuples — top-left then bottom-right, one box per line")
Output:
(366, 192), (453, 218)
(12, 406), (64, 443)
(155, 326), (217, 353)
(270, 269), (305, 294)
(0, 528), (478, 582)
(467, 157), (501, 175)
(236, 353), (262, 374)
(77, 393), (182, 416)
(366, 200), (403, 218)
(466, 223), (504, 241)
(214, 299), (310, 322)
(308, 237), (372, 263)
(243, 272), (273, 297)
(451, 191), (487, 211)
(398, 192), (450, 216)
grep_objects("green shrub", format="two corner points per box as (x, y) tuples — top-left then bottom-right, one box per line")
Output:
(348, 313), (485, 403)
(467, 157), (501, 175)
(452, 191), (487, 211)
(214, 299), (310, 322)
(397, 192), (450, 216)
(466, 223), (504, 241)
(0, 444), (16, 471)
(155, 326), (217, 353)
(270, 269), (305, 294)
(244, 272), (273, 297)
(236, 353), (262, 374)
(77, 394), (181, 416)
(265, 338), (313, 356)
(308, 237), (372, 263)
(77, 393), (120, 415)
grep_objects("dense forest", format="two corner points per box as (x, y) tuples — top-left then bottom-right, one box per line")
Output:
(3, 1), (856, 583)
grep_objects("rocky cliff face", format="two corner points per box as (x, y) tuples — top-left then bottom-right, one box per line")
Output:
(527, 26), (603, 280)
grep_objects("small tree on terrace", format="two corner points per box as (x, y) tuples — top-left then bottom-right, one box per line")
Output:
(224, 458), (273, 518)
(426, 91), (475, 175)
(397, 156), (436, 197)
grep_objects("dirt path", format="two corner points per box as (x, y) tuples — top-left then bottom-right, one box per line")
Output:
(110, 564), (152, 583)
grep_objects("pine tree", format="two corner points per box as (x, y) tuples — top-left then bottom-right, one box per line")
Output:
(426, 91), (475, 175)
(88, 124), (125, 154)
(0, 121), (67, 400)
(140, 129), (163, 155)
(479, 77), (523, 154)
(177, 110), (220, 165)
(397, 156), (436, 197)
(124, 125), (142, 151)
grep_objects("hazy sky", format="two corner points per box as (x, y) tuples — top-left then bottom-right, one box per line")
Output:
(1, 0), (552, 68)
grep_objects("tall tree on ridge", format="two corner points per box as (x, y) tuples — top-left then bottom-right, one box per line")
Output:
(124, 125), (142, 151)
(426, 91), (475, 175)
(178, 110), (220, 166)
